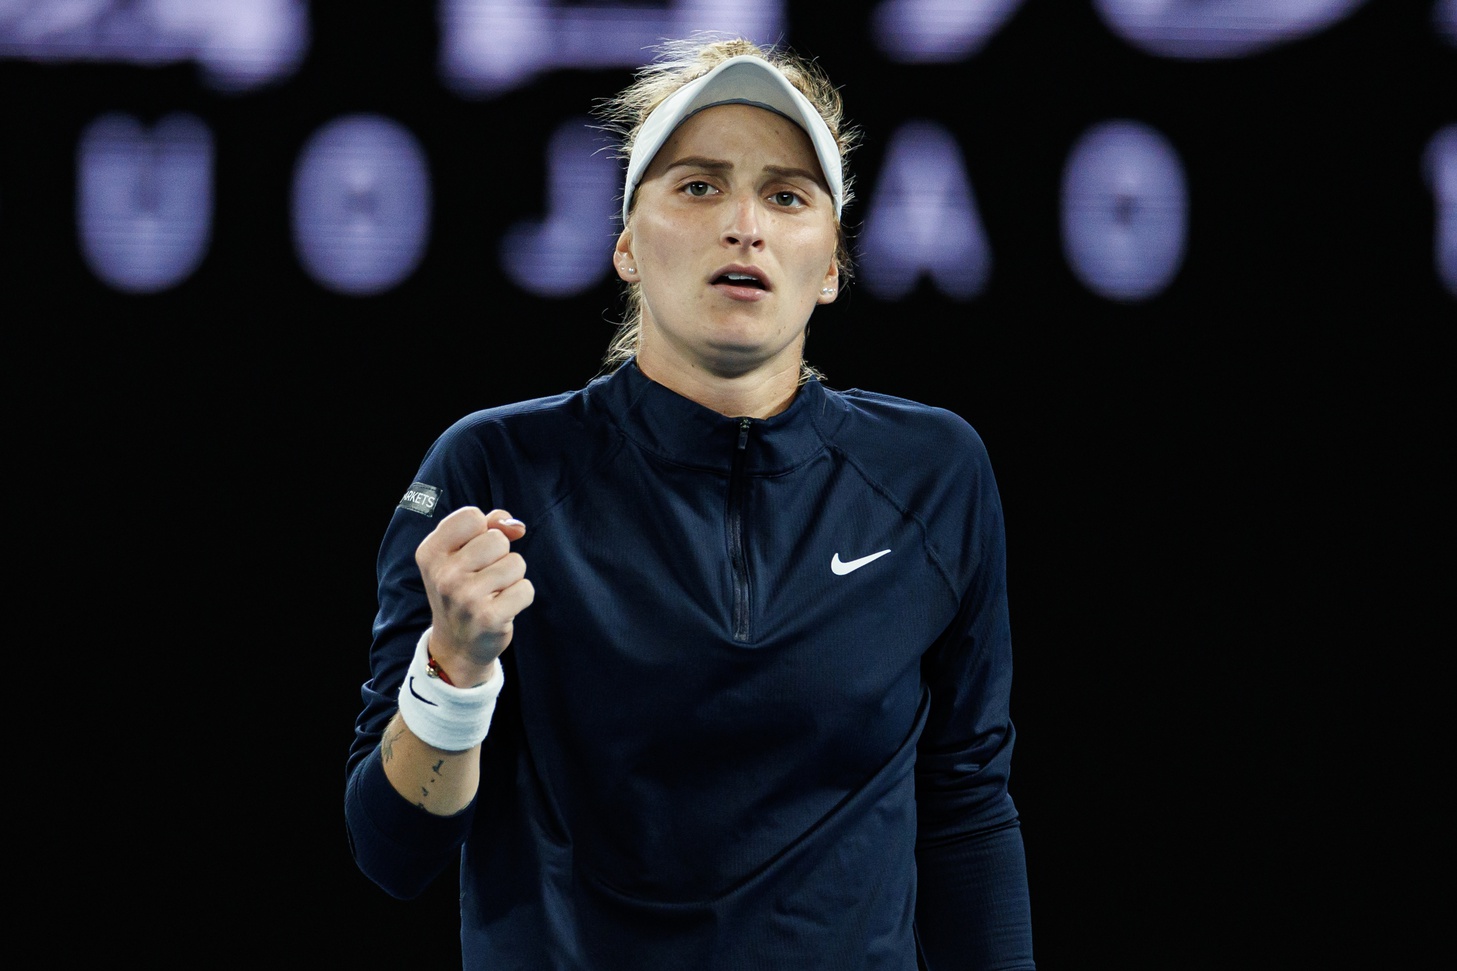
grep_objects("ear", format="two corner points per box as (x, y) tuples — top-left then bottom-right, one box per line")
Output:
(816, 260), (840, 305)
(613, 229), (637, 283)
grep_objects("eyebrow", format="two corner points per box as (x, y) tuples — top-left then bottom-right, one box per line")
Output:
(663, 156), (826, 189)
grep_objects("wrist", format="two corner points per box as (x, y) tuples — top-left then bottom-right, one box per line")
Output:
(398, 627), (505, 751)
(426, 635), (498, 689)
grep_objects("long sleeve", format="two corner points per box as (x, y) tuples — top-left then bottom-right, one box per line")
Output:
(344, 417), (496, 898)
(912, 434), (1035, 969)
(345, 747), (478, 899)
(916, 820), (1033, 969)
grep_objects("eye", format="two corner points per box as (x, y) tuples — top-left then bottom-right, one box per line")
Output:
(769, 190), (806, 208)
(682, 181), (717, 197)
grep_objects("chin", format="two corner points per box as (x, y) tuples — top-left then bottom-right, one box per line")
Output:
(703, 341), (800, 376)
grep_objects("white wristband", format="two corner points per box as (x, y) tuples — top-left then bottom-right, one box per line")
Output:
(396, 627), (504, 751)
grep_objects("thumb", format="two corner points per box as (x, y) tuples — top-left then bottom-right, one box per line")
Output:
(485, 509), (527, 543)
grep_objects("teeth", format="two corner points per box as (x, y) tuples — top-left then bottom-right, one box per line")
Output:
(725, 273), (756, 282)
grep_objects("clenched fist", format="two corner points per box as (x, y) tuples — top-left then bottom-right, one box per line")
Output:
(415, 506), (535, 686)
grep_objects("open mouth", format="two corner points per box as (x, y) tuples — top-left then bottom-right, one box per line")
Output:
(713, 271), (767, 290)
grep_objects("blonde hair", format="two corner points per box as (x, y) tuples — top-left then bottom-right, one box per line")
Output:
(593, 36), (860, 383)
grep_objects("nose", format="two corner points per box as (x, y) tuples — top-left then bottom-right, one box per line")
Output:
(722, 193), (764, 250)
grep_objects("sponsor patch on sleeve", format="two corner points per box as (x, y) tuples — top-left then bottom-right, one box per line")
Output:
(398, 482), (441, 517)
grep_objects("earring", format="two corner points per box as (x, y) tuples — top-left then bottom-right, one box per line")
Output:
(821, 287), (835, 295)
(626, 267), (637, 275)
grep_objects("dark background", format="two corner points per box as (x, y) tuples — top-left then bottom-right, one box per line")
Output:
(5, 1), (1451, 966)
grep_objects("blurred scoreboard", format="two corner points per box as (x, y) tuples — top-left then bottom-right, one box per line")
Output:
(2, 0), (1453, 302)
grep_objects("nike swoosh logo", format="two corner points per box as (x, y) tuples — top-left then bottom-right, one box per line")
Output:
(407, 676), (439, 706)
(831, 549), (892, 575)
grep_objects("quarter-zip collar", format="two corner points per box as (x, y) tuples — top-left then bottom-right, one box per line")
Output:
(593, 359), (847, 474)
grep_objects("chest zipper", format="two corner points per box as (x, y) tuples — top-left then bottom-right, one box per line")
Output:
(728, 417), (752, 642)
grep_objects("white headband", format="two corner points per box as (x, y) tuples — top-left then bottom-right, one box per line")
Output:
(621, 54), (845, 225)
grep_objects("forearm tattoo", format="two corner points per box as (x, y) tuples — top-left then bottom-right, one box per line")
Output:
(381, 724), (404, 763)
(417, 758), (447, 809)
(380, 719), (453, 811)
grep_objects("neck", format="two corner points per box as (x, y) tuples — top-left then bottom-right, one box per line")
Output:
(634, 354), (801, 419)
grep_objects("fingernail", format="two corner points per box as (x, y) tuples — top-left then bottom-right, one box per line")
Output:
(502, 518), (525, 528)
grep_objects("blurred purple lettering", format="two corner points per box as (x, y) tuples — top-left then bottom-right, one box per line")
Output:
(1425, 125), (1457, 296)
(859, 121), (992, 300)
(500, 119), (618, 297)
(439, 0), (783, 96)
(291, 115), (433, 295)
(77, 113), (213, 292)
(1092, 0), (1368, 59)
(872, 0), (1027, 61)
(0, 0), (309, 91)
(1061, 120), (1188, 302)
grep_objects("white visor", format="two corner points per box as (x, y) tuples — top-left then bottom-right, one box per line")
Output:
(621, 54), (844, 225)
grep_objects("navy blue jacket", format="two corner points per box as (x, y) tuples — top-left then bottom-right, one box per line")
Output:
(346, 362), (1034, 969)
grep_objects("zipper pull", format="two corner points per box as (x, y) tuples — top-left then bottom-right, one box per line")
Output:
(736, 416), (751, 450)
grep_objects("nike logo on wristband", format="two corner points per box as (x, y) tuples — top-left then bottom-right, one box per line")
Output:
(407, 676), (439, 706)
(831, 549), (892, 575)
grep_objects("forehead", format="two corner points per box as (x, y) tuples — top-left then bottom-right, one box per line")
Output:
(644, 103), (824, 184)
